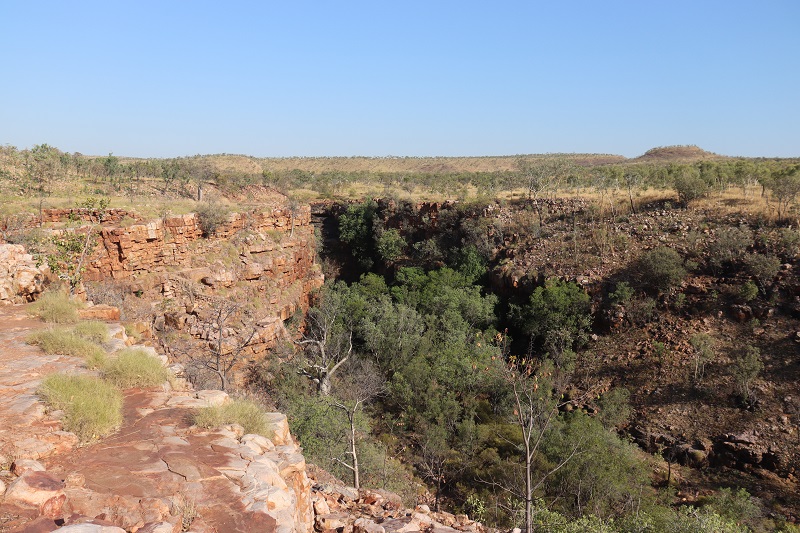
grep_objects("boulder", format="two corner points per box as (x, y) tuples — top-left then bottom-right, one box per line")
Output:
(195, 389), (230, 407)
(0, 244), (45, 304)
(315, 513), (349, 531)
(11, 458), (46, 476)
(77, 304), (121, 321)
(4, 470), (65, 508)
(354, 518), (386, 533)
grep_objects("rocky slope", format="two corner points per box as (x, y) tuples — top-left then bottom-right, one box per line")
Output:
(0, 303), (313, 532)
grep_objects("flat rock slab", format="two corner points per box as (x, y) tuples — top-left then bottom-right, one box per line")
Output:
(0, 304), (295, 533)
(0, 305), (85, 462)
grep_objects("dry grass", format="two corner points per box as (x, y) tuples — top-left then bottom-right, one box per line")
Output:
(194, 398), (271, 437)
(102, 348), (170, 388)
(27, 327), (106, 368)
(39, 373), (123, 441)
(29, 291), (83, 324)
(73, 320), (109, 344)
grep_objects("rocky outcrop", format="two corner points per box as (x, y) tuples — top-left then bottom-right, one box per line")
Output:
(85, 206), (315, 282)
(0, 244), (45, 304)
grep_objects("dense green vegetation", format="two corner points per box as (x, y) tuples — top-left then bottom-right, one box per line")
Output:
(249, 200), (792, 532)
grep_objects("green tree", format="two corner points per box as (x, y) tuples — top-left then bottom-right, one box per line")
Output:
(375, 228), (406, 262)
(672, 164), (708, 205)
(339, 200), (378, 269)
(544, 412), (650, 518)
(519, 278), (591, 370)
(764, 165), (800, 221)
(47, 229), (97, 296)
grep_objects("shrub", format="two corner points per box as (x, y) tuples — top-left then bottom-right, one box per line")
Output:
(733, 345), (763, 401)
(598, 387), (632, 429)
(673, 170), (709, 205)
(609, 281), (635, 306)
(704, 487), (761, 526)
(638, 247), (686, 292)
(739, 281), (759, 302)
(690, 333), (715, 383)
(39, 374), (122, 441)
(523, 278), (592, 364)
(27, 328), (106, 367)
(708, 227), (753, 271)
(103, 348), (170, 388)
(73, 320), (109, 344)
(743, 253), (781, 293)
(29, 291), (82, 323)
(628, 296), (657, 326)
(194, 398), (270, 437)
(196, 201), (230, 237)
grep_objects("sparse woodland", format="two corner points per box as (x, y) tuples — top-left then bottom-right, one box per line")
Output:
(3, 143), (800, 532)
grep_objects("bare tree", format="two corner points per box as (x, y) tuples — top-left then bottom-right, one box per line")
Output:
(624, 172), (640, 215)
(295, 286), (354, 396)
(516, 158), (571, 226)
(330, 358), (385, 490)
(483, 358), (581, 533)
(194, 301), (257, 391)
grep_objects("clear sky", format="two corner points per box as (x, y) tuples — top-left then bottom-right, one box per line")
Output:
(1, 1), (798, 158)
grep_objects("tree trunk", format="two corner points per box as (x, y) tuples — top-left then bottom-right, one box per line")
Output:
(350, 413), (360, 490)
(319, 374), (332, 396)
(628, 187), (636, 214)
(525, 440), (532, 533)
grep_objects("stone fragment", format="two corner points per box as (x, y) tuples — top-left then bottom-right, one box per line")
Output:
(65, 472), (86, 488)
(137, 521), (177, 533)
(77, 304), (121, 321)
(4, 470), (65, 508)
(241, 433), (272, 454)
(354, 518), (386, 533)
(54, 525), (126, 532)
(195, 389), (230, 407)
(315, 513), (349, 531)
(11, 458), (46, 476)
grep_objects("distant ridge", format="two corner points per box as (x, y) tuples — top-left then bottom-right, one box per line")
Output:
(634, 145), (724, 162)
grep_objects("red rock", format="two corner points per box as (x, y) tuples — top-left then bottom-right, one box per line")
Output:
(77, 305), (120, 321)
(40, 493), (67, 519)
(5, 471), (65, 508)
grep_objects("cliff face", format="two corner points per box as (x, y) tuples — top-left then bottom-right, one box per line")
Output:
(38, 204), (323, 361)
(84, 206), (316, 286)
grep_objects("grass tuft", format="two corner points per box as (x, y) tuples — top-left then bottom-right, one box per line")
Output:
(103, 348), (169, 388)
(29, 291), (83, 323)
(27, 328), (107, 368)
(73, 320), (109, 343)
(194, 398), (271, 437)
(39, 373), (122, 441)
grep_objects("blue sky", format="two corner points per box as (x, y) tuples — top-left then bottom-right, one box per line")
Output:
(1, 1), (798, 158)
